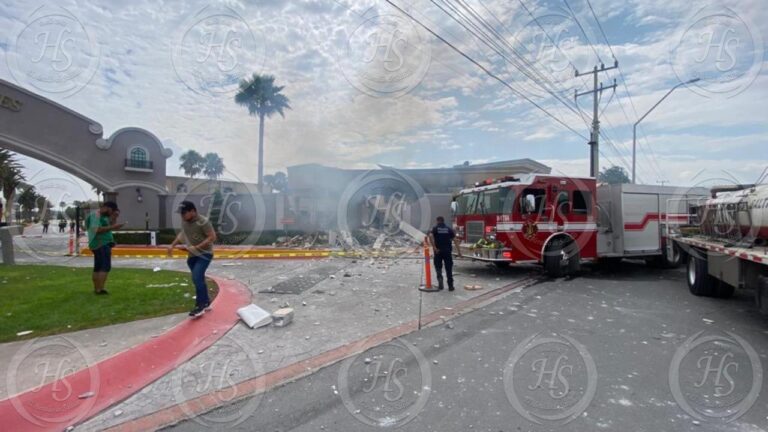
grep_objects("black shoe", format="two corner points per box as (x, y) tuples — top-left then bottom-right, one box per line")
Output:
(203, 302), (212, 311)
(448, 286), (455, 291)
(95, 290), (109, 295)
(189, 306), (205, 318)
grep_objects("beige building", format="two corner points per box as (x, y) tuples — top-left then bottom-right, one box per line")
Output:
(0, 78), (551, 232)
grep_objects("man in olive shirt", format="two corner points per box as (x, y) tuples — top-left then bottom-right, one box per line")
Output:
(86, 201), (124, 294)
(168, 201), (217, 317)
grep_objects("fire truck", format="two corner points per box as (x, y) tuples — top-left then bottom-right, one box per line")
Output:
(667, 184), (768, 314)
(452, 174), (708, 277)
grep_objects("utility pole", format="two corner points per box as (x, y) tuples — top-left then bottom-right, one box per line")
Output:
(575, 60), (618, 178)
(657, 180), (669, 187)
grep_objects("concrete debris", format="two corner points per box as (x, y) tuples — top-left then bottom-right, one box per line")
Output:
(273, 308), (295, 327)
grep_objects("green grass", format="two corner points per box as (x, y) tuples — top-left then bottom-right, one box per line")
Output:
(0, 265), (218, 343)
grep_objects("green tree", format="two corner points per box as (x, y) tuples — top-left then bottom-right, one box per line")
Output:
(264, 171), (288, 193)
(1, 166), (24, 223)
(598, 166), (631, 185)
(16, 183), (38, 222)
(202, 153), (224, 181)
(179, 150), (205, 178)
(234, 74), (291, 192)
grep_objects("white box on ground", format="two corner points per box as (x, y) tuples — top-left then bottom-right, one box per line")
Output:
(272, 308), (294, 327)
(237, 304), (272, 329)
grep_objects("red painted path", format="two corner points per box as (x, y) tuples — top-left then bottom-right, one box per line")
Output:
(0, 276), (251, 432)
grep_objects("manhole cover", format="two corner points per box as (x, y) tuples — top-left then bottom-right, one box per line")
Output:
(260, 266), (340, 294)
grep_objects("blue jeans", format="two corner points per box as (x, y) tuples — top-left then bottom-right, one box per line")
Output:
(187, 253), (212, 307)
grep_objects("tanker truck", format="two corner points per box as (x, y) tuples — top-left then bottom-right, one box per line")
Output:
(667, 184), (768, 314)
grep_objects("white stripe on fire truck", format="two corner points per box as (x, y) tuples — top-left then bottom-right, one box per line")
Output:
(496, 223), (597, 232)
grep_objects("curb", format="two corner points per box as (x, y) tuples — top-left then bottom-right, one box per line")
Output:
(104, 274), (542, 431)
(0, 275), (252, 432)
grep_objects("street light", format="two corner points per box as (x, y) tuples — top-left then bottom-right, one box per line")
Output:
(632, 77), (700, 184)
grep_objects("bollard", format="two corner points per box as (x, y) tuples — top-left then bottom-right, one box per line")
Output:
(423, 238), (431, 288)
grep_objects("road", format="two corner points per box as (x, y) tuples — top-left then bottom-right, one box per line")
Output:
(161, 261), (767, 431)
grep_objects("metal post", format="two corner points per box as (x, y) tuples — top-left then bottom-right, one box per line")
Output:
(632, 78), (700, 184)
(75, 206), (81, 255)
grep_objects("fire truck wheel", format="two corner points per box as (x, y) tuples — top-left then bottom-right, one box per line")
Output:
(756, 276), (768, 315)
(687, 254), (716, 297)
(543, 238), (579, 278)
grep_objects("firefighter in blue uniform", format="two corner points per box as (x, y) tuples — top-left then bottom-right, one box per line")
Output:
(429, 216), (462, 291)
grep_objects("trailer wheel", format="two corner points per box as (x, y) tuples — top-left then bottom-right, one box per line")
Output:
(647, 242), (684, 269)
(687, 254), (715, 296)
(756, 276), (768, 315)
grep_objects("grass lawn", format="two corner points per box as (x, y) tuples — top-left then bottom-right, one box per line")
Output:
(0, 265), (218, 343)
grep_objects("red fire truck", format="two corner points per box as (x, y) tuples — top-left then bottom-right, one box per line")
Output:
(452, 174), (708, 277)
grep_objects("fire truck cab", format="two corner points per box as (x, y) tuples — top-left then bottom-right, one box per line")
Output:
(453, 174), (597, 277)
(453, 174), (709, 277)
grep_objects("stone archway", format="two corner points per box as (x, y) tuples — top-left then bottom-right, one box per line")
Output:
(0, 79), (173, 228)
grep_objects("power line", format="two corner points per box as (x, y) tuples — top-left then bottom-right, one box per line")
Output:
(384, 0), (589, 140)
(433, 0), (587, 128)
(563, 0), (603, 64)
(584, 0), (665, 180)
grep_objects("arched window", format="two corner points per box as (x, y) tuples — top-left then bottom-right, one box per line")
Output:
(126, 146), (152, 170)
(130, 147), (147, 164)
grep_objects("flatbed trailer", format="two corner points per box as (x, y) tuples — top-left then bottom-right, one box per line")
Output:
(667, 183), (768, 315)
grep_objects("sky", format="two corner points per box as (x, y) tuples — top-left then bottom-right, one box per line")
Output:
(1, 0), (766, 202)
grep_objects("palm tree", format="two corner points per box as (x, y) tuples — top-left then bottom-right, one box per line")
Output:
(0, 157), (24, 223)
(202, 153), (224, 181)
(234, 74), (291, 192)
(180, 150), (205, 178)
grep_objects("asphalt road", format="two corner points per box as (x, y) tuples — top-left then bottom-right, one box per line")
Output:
(164, 260), (768, 432)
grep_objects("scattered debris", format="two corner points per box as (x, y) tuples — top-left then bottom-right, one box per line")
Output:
(445, 322), (455, 329)
(237, 304), (272, 329)
(16, 330), (33, 337)
(152, 267), (161, 272)
(273, 308), (295, 327)
(113, 410), (123, 417)
(464, 285), (483, 290)
(78, 391), (95, 399)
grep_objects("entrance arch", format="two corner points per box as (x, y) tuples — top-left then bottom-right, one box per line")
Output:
(0, 79), (173, 228)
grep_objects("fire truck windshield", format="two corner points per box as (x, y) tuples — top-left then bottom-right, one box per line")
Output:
(455, 187), (514, 215)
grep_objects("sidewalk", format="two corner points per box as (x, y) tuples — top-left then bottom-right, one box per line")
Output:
(8, 253), (537, 431)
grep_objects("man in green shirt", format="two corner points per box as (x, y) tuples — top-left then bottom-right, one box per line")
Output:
(85, 201), (124, 294)
(168, 201), (217, 318)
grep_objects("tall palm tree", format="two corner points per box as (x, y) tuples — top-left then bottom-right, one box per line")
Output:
(179, 150), (205, 178)
(234, 74), (291, 192)
(202, 153), (224, 181)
